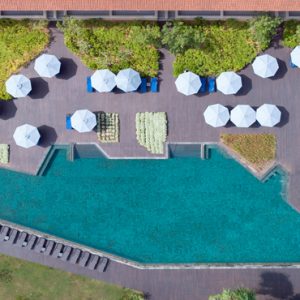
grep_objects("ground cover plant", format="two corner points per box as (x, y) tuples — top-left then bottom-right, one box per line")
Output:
(0, 19), (49, 100)
(58, 18), (161, 77)
(164, 17), (280, 76)
(0, 144), (9, 164)
(136, 112), (167, 154)
(282, 20), (300, 48)
(0, 254), (143, 300)
(97, 112), (119, 143)
(221, 134), (276, 171)
(209, 287), (256, 300)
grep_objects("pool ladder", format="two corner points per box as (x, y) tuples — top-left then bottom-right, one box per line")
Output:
(200, 144), (207, 160)
(68, 143), (75, 162)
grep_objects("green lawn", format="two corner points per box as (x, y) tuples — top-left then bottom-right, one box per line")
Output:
(0, 254), (143, 300)
(0, 19), (49, 100)
(221, 134), (276, 171)
(172, 20), (259, 76)
(58, 18), (161, 77)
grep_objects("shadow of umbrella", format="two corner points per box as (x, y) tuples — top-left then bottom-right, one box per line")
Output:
(235, 74), (252, 96)
(0, 100), (17, 120)
(271, 59), (288, 80)
(56, 58), (78, 80)
(276, 106), (289, 128)
(29, 78), (49, 99)
(37, 125), (58, 148)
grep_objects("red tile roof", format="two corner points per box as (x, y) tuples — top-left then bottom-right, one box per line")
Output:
(0, 0), (300, 11)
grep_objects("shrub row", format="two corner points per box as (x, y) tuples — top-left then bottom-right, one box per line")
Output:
(136, 112), (167, 154)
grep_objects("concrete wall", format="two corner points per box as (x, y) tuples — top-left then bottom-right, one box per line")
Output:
(0, 10), (299, 20)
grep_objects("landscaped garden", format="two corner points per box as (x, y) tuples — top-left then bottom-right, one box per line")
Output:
(58, 18), (161, 77)
(162, 17), (281, 76)
(0, 19), (49, 100)
(283, 19), (300, 48)
(221, 134), (276, 171)
(0, 254), (143, 300)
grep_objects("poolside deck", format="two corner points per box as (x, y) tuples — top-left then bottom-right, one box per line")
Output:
(0, 26), (299, 208)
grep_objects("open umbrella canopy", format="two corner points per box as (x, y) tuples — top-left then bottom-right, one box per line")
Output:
(252, 54), (279, 78)
(291, 46), (300, 68)
(256, 104), (281, 127)
(5, 74), (32, 98)
(216, 72), (242, 95)
(13, 124), (40, 148)
(116, 68), (141, 92)
(203, 104), (229, 127)
(175, 71), (201, 96)
(34, 54), (61, 78)
(91, 69), (116, 92)
(71, 109), (97, 133)
(230, 105), (256, 128)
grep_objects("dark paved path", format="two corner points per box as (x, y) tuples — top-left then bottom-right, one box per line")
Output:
(1, 241), (300, 300)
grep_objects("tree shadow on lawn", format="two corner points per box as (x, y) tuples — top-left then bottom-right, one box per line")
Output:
(38, 125), (58, 148)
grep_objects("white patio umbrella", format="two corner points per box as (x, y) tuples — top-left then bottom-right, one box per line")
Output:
(256, 104), (281, 127)
(116, 68), (141, 92)
(175, 71), (201, 96)
(13, 124), (40, 148)
(252, 54), (279, 78)
(216, 72), (242, 95)
(71, 109), (97, 133)
(230, 105), (256, 128)
(91, 69), (116, 92)
(291, 46), (300, 68)
(203, 104), (230, 127)
(34, 54), (61, 78)
(5, 74), (32, 98)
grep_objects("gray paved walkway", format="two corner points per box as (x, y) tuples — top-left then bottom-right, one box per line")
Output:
(1, 241), (300, 300)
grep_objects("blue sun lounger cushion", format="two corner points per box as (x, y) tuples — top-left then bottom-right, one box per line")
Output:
(151, 77), (158, 93)
(86, 76), (93, 93)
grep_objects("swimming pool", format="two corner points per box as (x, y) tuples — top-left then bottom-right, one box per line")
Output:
(0, 146), (298, 263)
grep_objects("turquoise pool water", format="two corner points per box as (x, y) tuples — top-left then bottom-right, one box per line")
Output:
(0, 147), (298, 263)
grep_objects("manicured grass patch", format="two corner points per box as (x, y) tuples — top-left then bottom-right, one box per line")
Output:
(0, 254), (143, 300)
(221, 134), (276, 171)
(0, 144), (9, 164)
(136, 112), (167, 154)
(58, 18), (161, 77)
(170, 20), (259, 76)
(0, 19), (49, 100)
(97, 112), (119, 143)
(282, 20), (300, 48)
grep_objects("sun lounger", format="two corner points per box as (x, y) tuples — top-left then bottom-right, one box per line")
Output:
(139, 77), (147, 93)
(290, 60), (297, 68)
(208, 77), (216, 93)
(199, 77), (207, 93)
(44, 240), (55, 255)
(5, 229), (18, 244)
(0, 226), (10, 242)
(66, 114), (72, 130)
(86, 76), (93, 93)
(34, 237), (46, 253)
(150, 77), (158, 92)
(96, 257), (109, 272)
(79, 251), (90, 267)
(16, 232), (28, 247)
(24, 235), (37, 250)
(52, 243), (64, 258)
(69, 249), (81, 264)
(87, 254), (99, 270)
(61, 246), (72, 261)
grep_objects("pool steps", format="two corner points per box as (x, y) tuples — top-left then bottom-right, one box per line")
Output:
(0, 225), (109, 272)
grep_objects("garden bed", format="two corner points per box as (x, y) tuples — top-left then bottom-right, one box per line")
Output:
(0, 19), (49, 100)
(220, 134), (276, 171)
(282, 20), (300, 48)
(136, 112), (167, 154)
(97, 112), (119, 143)
(58, 18), (161, 77)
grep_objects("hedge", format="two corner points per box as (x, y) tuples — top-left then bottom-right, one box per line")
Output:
(282, 20), (300, 48)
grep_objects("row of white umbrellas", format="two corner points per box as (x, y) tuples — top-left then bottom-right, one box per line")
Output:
(203, 104), (281, 128)
(5, 54), (61, 98)
(91, 68), (141, 93)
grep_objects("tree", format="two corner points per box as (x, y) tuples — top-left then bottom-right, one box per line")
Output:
(249, 15), (282, 50)
(162, 21), (205, 55)
(209, 287), (256, 300)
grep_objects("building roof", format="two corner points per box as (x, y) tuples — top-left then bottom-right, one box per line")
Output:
(1, 0), (300, 11)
